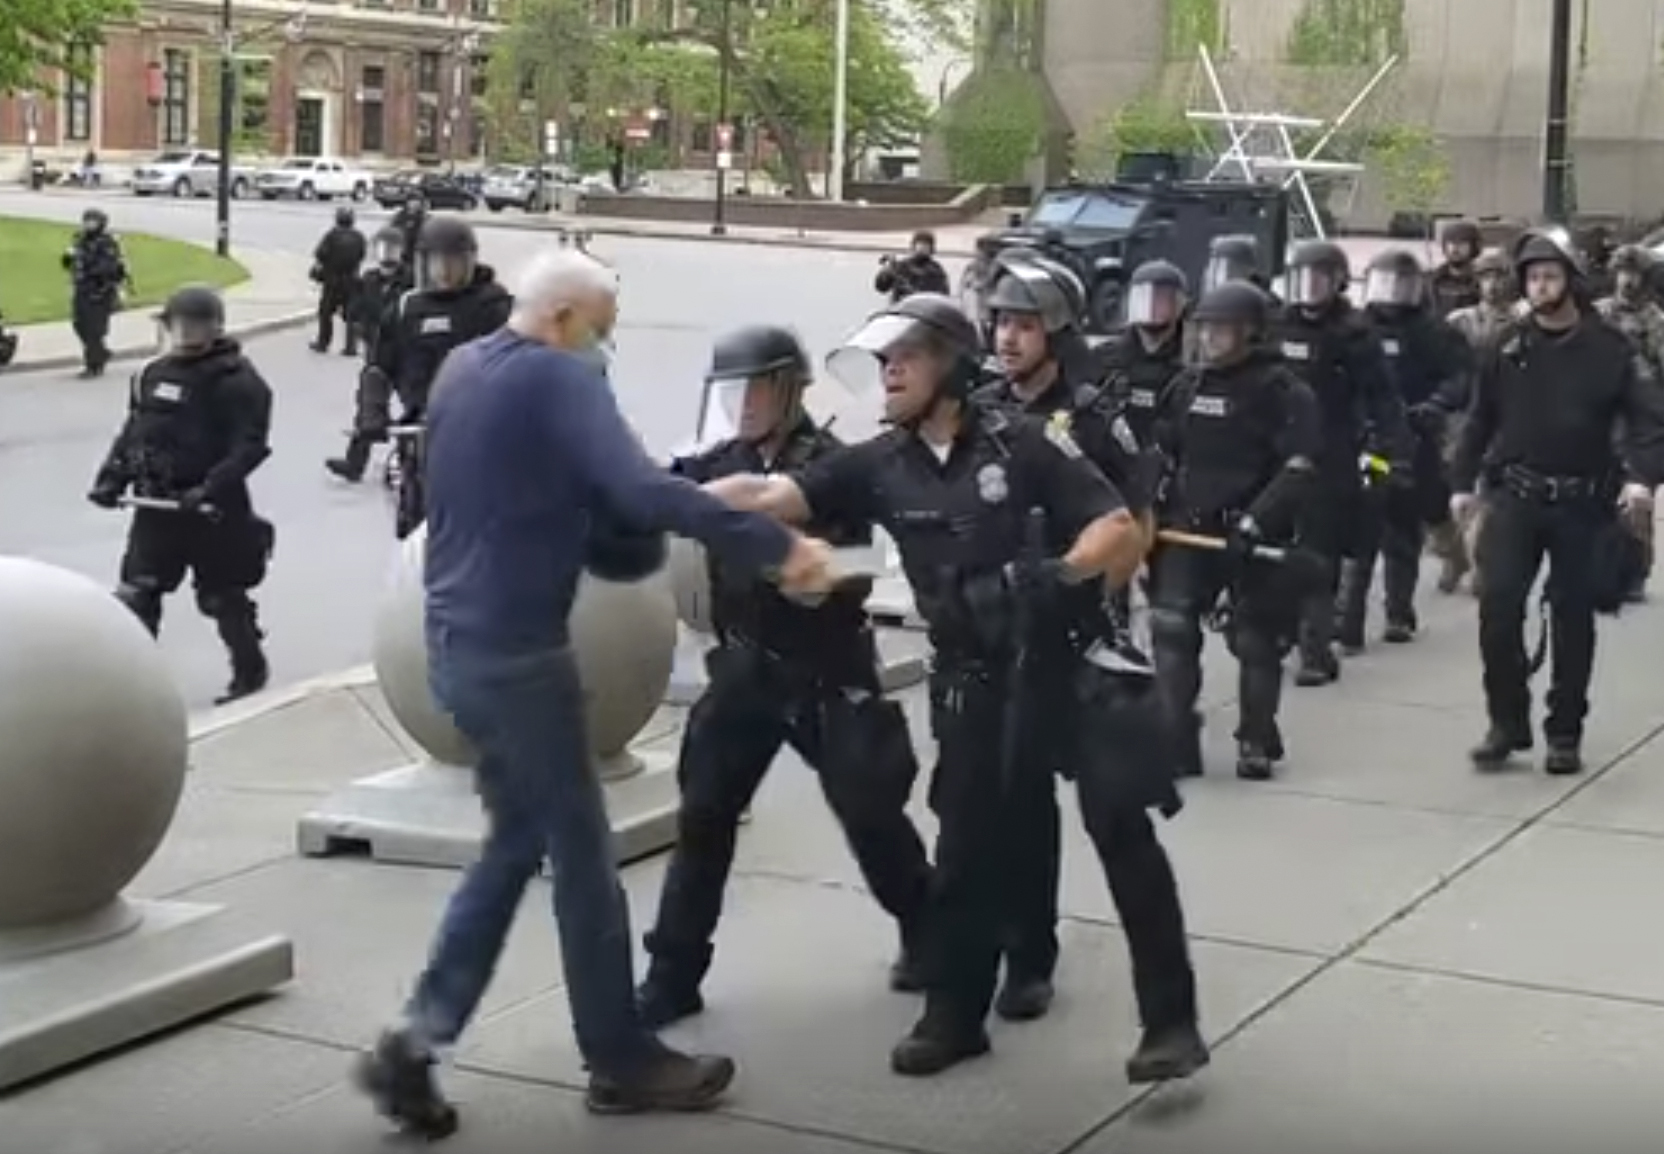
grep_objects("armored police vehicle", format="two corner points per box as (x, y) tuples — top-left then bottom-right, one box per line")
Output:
(965, 170), (1291, 338)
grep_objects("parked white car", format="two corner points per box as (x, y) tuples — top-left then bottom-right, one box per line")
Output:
(130, 150), (255, 198)
(254, 158), (373, 201)
(481, 164), (573, 212)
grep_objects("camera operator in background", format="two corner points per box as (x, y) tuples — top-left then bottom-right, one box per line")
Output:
(875, 230), (951, 302)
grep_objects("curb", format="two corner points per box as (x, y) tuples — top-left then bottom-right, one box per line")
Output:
(188, 661), (376, 741)
(473, 214), (981, 259)
(6, 308), (315, 373)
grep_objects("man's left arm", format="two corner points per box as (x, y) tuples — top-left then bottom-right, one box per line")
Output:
(1026, 422), (1141, 588)
(200, 363), (275, 500)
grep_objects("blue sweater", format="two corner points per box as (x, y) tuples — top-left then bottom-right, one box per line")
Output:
(423, 329), (793, 651)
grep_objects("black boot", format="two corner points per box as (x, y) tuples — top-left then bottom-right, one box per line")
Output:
(994, 972), (1054, 1022)
(1470, 726), (1532, 768)
(1235, 740), (1274, 782)
(1544, 742), (1584, 776)
(354, 1028), (459, 1140)
(1382, 609), (1418, 644)
(1334, 561), (1368, 654)
(213, 601), (270, 706)
(1294, 646), (1339, 687)
(635, 974), (705, 1030)
(585, 1042), (736, 1115)
(890, 1004), (991, 1077)
(889, 921), (928, 993)
(1174, 714), (1204, 778)
(326, 435), (374, 483)
(1125, 1021), (1210, 1085)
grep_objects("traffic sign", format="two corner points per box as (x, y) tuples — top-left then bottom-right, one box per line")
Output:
(716, 122), (733, 151)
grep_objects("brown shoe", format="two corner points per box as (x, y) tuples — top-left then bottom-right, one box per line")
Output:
(585, 1048), (736, 1115)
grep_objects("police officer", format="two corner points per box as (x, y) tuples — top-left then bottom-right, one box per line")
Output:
(350, 227), (411, 366)
(1578, 225), (1618, 301)
(390, 191), (428, 273)
(60, 207), (128, 378)
(1338, 249), (1470, 647)
(1595, 244), (1664, 598)
(310, 205), (368, 356)
(1097, 260), (1190, 446)
(326, 218), (511, 516)
(1452, 230), (1664, 773)
(636, 325), (934, 1028)
(1151, 281), (1321, 780)
(704, 294), (1206, 1084)
(1274, 239), (1411, 686)
(1447, 248), (1519, 350)
(87, 285), (276, 704)
(875, 229), (951, 302)
(973, 251), (1156, 1023)
(1201, 235), (1267, 291)
(1428, 219), (1483, 316)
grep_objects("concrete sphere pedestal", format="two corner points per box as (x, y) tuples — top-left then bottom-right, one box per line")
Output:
(295, 528), (684, 869)
(0, 556), (292, 1091)
(663, 537), (928, 709)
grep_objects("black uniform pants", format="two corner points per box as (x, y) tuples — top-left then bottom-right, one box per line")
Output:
(72, 291), (113, 371)
(116, 507), (273, 676)
(644, 642), (931, 987)
(1001, 776), (1060, 982)
(1336, 486), (1418, 638)
(1296, 481), (1358, 664)
(341, 366), (396, 476)
(924, 663), (1196, 1036)
(1475, 490), (1605, 744)
(1150, 546), (1291, 753)
(315, 278), (358, 351)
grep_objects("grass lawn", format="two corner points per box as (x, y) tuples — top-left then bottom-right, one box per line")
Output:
(0, 215), (248, 326)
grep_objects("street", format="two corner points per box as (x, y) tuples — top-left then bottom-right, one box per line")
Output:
(0, 193), (960, 708)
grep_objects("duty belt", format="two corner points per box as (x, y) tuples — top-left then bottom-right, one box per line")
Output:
(1500, 465), (1601, 503)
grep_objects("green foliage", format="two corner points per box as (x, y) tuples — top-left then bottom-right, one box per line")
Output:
(1074, 96), (1194, 180)
(1363, 123), (1449, 213)
(938, 66), (1042, 184)
(0, 0), (135, 93)
(1284, 0), (1406, 67)
(1165, 0), (1223, 61)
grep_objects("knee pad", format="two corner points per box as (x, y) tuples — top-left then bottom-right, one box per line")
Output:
(196, 587), (255, 621)
(115, 583), (163, 631)
(1150, 606), (1201, 647)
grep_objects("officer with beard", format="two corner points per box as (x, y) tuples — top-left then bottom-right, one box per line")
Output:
(60, 207), (128, 378)
(1338, 249), (1470, 648)
(636, 325), (934, 1027)
(704, 294), (1205, 1083)
(1097, 260), (1190, 447)
(1595, 245), (1664, 599)
(87, 285), (276, 703)
(1452, 230), (1664, 773)
(875, 230), (951, 302)
(1274, 240), (1412, 686)
(1428, 220), (1483, 317)
(326, 219), (511, 528)
(310, 205), (368, 356)
(1151, 282), (1321, 780)
(1447, 248), (1519, 350)
(971, 250), (1155, 1024)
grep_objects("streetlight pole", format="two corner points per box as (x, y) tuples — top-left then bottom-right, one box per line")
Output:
(828, 0), (849, 201)
(1542, 0), (1573, 222)
(711, 0), (732, 236)
(215, 0), (234, 257)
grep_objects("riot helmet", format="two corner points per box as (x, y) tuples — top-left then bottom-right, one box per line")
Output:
(404, 190), (427, 213)
(1190, 281), (1269, 367)
(415, 216), (478, 291)
(1126, 259), (1188, 328)
(1611, 244), (1654, 301)
(160, 284), (225, 355)
(1363, 249), (1425, 309)
(1286, 239), (1349, 309)
(1203, 234), (1261, 290)
(1441, 219), (1482, 265)
(827, 292), (982, 428)
(984, 249), (1086, 333)
(81, 208), (107, 234)
(1473, 246), (1514, 306)
(335, 205), (355, 228)
(371, 226), (403, 268)
(698, 325), (812, 445)
(1512, 228), (1583, 317)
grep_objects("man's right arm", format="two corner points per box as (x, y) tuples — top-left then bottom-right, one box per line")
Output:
(549, 365), (795, 574)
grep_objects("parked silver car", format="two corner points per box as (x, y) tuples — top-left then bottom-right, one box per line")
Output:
(130, 150), (254, 198)
(481, 164), (572, 213)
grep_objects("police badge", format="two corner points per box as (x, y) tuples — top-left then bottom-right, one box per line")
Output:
(976, 462), (1009, 504)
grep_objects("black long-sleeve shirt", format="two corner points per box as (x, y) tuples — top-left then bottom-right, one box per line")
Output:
(1452, 314), (1664, 492)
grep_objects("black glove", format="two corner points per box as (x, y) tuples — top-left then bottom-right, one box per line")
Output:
(87, 484), (121, 510)
(1007, 554), (1072, 600)
(177, 486), (210, 514)
(1225, 515), (1264, 565)
(1406, 401), (1447, 438)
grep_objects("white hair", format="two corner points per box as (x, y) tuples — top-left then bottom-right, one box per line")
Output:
(511, 247), (619, 316)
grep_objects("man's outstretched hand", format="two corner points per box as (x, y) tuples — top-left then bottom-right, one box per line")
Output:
(776, 534), (838, 596)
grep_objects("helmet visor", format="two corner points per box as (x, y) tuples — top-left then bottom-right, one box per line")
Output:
(1126, 282), (1180, 327)
(373, 233), (403, 264)
(1287, 266), (1336, 307)
(1202, 257), (1244, 291)
(824, 314), (930, 437)
(162, 315), (217, 352)
(1364, 269), (1421, 307)
(419, 251), (474, 291)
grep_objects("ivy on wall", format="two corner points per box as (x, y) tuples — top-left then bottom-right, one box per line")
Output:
(1364, 124), (1450, 214)
(940, 68), (1046, 183)
(1284, 0), (1406, 67)
(1074, 96), (1195, 180)
(1165, 0), (1223, 61)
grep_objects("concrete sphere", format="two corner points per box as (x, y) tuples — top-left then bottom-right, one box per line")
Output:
(372, 527), (678, 769)
(667, 538), (716, 635)
(0, 557), (189, 928)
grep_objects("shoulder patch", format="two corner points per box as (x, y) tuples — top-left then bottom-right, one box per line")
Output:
(1043, 413), (1083, 459)
(1109, 413), (1139, 455)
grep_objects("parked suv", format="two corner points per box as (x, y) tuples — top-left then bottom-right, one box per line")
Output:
(131, 150), (254, 199)
(482, 164), (571, 213)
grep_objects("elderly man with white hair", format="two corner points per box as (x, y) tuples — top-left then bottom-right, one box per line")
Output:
(356, 245), (840, 1137)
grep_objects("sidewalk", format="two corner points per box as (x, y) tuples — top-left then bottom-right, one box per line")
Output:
(483, 210), (992, 258)
(3, 247), (317, 373)
(11, 555), (1664, 1152)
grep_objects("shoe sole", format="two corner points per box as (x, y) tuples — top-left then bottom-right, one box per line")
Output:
(584, 1059), (737, 1116)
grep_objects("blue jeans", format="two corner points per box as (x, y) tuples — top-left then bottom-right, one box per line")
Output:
(404, 630), (658, 1077)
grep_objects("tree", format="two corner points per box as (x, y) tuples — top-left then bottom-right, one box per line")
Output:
(1073, 96), (1195, 182)
(0, 0), (136, 94)
(484, 0), (600, 160)
(1365, 123), (1451, 217)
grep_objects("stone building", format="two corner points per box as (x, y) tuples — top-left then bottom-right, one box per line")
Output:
(1029, 0), (1664, 222)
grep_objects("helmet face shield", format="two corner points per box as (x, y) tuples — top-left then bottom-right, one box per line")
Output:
(1126, 281), (1181, 326)
(373, 232), (403, 265)
(163, 315), (218, 353)
(1202, 257), (1246, 291)
(827, 313), (945, 431)
(419, 250), (474, 291)
(1287, 266), (1336, 307)
(696, 374), (803, 444)
(1364, 268), (1421, 307)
